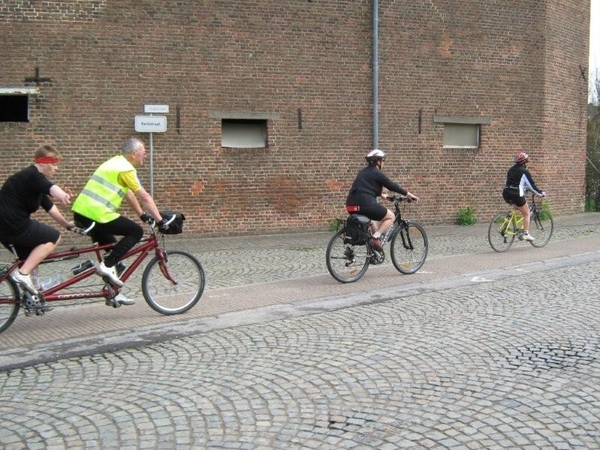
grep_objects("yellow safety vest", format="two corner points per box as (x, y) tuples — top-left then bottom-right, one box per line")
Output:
(72, 155), (135, 223)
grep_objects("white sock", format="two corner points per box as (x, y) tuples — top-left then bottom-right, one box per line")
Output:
(372, 232), (381, 239)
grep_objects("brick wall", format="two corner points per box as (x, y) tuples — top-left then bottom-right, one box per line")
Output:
(0, 0), (590, 236)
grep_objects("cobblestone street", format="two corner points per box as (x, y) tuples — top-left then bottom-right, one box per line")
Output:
(1, 214), (600, 449)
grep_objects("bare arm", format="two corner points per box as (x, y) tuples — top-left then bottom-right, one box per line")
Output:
(134, 187), (163, 221)
(125, 190), (144, 217)
(47, 205), (75, 229)
(49, 185), (72, 205)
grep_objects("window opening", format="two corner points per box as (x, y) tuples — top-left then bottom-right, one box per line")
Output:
(0, 95), (29, 122)
(221, 119), (268, 148)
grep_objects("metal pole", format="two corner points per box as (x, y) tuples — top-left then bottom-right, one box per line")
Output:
(373, 0), (379, 149)
(149, 132), (154, 197)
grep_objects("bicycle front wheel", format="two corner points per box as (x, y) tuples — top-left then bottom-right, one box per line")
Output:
(142, 250), (205, 315)
(326, 228), (370, 283)
(390, 221), (428, 274)
(488, 213), (515, 252)
(0, 277), (20, 334)
(529, 210), (554, 248)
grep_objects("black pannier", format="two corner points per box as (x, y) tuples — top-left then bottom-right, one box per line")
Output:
(159, 210), (186, 234)
(344, 214), (370, 245)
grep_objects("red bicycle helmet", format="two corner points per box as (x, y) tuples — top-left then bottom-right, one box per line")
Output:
(514, 152), (529, 165)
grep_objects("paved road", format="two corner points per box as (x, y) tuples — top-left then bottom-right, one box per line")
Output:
(1, 213), (600, 449)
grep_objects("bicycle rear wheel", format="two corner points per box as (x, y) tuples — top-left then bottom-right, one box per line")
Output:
(0, 277), (20, 334)
(488, 213), (515, 252)
(326, 228), (370, 283)
(142, 250), (205, 315)
(529, 210), (554, 248)
(390, 221), (428, 274)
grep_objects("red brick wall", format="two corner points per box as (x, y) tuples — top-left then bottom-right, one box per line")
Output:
(0, 0), (589, 235)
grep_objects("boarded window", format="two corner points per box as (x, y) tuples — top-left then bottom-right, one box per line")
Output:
(443, 123), (479, 148)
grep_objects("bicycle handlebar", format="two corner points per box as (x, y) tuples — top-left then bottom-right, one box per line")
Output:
(69, 222), (96, 236)
(147, 213), (177, 230)
(386, 194), (415, 204)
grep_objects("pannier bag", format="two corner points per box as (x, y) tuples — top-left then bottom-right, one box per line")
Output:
(159, 210), (186, 235)
(344, 214), (370, 245)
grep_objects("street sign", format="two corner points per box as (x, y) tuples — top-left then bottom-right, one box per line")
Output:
(144, 104), (169, 114)
(134, 115), (167, 133)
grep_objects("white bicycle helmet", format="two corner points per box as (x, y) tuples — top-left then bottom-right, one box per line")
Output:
(365, 149), (387, 165)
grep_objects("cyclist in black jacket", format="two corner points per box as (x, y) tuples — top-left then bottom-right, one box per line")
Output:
(502, 152), (546, 242)
(346, 149), (419, 250)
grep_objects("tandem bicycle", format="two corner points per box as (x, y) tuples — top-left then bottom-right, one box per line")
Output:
(0, 214), (205, 334)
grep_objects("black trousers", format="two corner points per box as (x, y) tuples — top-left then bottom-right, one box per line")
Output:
(73, 213), (143, 267)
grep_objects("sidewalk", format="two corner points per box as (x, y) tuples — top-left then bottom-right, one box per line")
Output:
(1, 212), (600, 369)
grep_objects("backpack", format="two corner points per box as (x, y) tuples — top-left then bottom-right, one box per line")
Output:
(344, 214), (370, 245)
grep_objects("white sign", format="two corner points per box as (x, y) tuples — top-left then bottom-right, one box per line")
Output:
(144, 104), (169, 114)
(135, 115), (167, 133)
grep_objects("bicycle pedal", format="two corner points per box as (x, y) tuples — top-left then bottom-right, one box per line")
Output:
(105, 298), (121, 308)
(35, 306), (52, 316)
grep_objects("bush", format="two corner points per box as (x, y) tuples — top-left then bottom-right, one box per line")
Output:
(585, 197), (596, 212)
(456, 206), (477, 225)
(329, 218), (344, 232)
(537, 202), (552, 220)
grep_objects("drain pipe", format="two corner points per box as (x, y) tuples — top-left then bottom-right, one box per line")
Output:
(373, 0), (379, 149)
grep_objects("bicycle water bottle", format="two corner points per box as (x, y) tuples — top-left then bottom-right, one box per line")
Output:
(39, 274), (64, 290)
(72, 259), (94, 275)
(380, 224), (396, 246)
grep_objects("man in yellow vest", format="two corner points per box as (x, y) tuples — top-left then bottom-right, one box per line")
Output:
(72, 137), (165, 304)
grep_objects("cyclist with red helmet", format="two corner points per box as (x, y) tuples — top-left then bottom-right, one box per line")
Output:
(502, 152), (546, 241)
(346, 149), (419, 250)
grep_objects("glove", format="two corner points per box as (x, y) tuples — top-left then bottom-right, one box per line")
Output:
(157, 218), (170, 231)
(140, 212), (152, 223)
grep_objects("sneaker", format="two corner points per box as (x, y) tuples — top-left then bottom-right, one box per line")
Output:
(96, 261), (124, 287)
(371, 237), (383, 251)
(522, 232), (535, 242)
(11, 270), (38, 294)
(116, 262), (126, 276)
(114, 293), (135, 306)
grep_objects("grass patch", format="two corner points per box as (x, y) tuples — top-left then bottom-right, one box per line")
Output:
(456, 206), (477, 225)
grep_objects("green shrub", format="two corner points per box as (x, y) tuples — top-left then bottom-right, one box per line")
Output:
(585, 197), (596, 212)
(537, 202), (552, 221)
(456, 206), (477, 225)
(328, 218), (344, 232)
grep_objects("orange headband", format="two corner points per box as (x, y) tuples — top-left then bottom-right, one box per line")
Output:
(35, 157), (60, 164)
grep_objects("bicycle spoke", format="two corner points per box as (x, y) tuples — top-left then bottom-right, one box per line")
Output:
(488, 213), (515, 252)
(0, 278), (20, 334)
(326, 228), (370, 283)
(529, 210), (554, 248)
(142, 251), (205, 315)
(390, 221), (428, 274)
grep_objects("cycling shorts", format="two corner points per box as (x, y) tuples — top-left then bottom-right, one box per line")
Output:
(0, 220), (60, 260)
(502, 187), (526, 207)
(346, 193), (388, 222)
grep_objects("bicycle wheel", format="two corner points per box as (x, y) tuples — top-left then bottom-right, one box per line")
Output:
(142, 250), (205, 315)
(326, 228), (370, 283)
(390, 221), (428, 274)
(0, 277), (20, 334)
(488, 213), (515, 252)
(529, 209), (554, 248)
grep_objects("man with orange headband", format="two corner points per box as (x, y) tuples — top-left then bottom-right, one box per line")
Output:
(0, 144), (74, 295)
